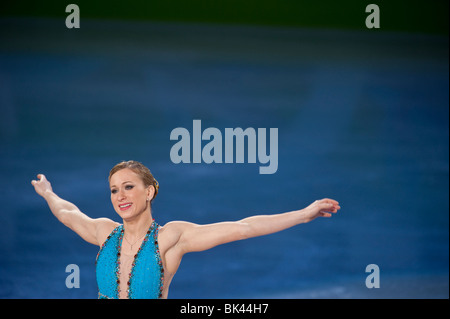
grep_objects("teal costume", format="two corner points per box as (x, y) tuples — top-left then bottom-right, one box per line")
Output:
(96, 220), (164, 299)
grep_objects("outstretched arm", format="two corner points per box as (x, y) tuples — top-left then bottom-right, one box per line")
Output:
(171, 199), (340, 254)
(239, 198), (340, 238)
(31, 174), (116, 246)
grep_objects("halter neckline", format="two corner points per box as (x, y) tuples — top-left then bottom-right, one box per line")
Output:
(96, 220), (164, 299)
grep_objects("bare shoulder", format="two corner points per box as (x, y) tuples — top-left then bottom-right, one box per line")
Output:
(159, 221), (194, 239)
(161, 220), (196, 232)
(158, 221), (195, 250)
(95, 218), (120, 246)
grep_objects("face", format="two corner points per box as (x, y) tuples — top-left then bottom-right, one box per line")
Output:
(109, 168), (152, 221)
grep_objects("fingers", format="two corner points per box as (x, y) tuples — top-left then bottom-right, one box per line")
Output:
(321, 198), (339, 206)
(317, 198), (341, 214)
(31, 174), (46, 186)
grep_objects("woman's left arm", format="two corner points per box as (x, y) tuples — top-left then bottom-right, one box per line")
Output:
(175, 198), (340, 254)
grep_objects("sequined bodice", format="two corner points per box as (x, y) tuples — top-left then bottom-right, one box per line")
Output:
(96, 221), (164, 299)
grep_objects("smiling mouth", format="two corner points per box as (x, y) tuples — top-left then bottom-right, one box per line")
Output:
(119, 203), (132, 211)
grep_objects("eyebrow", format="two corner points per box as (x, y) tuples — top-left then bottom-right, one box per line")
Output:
(110, 181), (134, 188)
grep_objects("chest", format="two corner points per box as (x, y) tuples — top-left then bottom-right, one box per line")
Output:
(96, 224), (164, 299)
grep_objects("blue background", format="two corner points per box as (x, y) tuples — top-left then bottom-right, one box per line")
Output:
(0, 12), (448, 298)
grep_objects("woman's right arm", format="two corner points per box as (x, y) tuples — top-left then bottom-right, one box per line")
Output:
(31, 174), (117, 246)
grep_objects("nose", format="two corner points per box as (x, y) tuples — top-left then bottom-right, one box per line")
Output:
(117, 189), (126, 201)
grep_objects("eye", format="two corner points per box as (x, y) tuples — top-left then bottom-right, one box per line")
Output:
(111, 189), (118, 194)
(125, 185), (134, 190)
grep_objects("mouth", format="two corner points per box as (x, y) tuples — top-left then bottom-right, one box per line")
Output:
(118, 203), (132, 211)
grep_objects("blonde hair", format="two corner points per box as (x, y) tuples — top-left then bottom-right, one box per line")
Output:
(109, 160), (159, 202)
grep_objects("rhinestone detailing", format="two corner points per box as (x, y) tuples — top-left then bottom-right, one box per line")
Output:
(96, 220), (164, 299)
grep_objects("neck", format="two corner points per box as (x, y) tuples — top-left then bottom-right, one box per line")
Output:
(122, 209), (153, 241)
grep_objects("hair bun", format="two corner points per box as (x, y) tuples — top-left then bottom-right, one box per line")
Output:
(154, 179), (159, 194)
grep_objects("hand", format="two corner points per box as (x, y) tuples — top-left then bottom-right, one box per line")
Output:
(303, 198), (340, 222)
(31, 174), (53, 198)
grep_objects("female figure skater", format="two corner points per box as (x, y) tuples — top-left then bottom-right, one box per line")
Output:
(31, 160), (340, 299)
